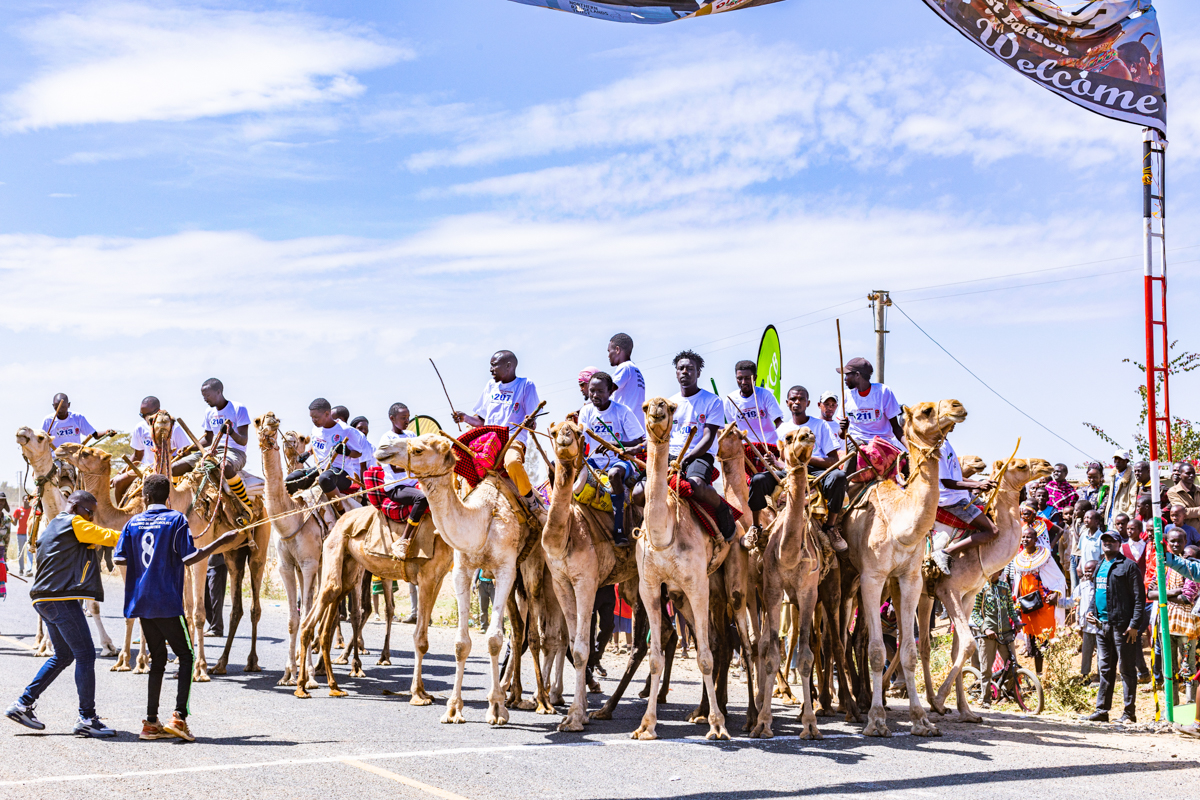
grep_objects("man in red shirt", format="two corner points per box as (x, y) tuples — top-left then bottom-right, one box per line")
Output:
(12, 497), (31, 577)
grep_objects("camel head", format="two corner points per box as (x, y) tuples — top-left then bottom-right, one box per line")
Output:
(994, 457), (1053, 492)
(549, 420), (585, 470)
(902, 398), (967, 449)
(375, 432), (456, 479)
(715, 420), (744, 462)
(254, 412), (280, 450)
(642, 397), (676, 442)
(960, 454), (987, 480)
(281, 430), (308, 471)
(780, 426), (816, 470)
(16, 426), (54, 468)
(54, 442), (112, 478)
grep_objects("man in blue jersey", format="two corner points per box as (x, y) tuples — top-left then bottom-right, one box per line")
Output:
(115, 475), (237, 742)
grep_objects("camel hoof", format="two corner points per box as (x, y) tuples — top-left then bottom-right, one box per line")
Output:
(110, 663), (132, 673)
(277, 675), (296, 687)
(305, 678), (318, 690)
(815, 706), (833, 717)
(706, 725), (731, 741)
(333, 655), (349, 666)
(410, 694), (434, 707)
(749, 723), (774, 739)
(959, 710), (984, 725)
(211, 664), (228, 676)
(535, 702), (556, 716)
(376, 658), (392, 667)
(516, 699), (536, 711)
(99, 643), (119, 657)
(549, 694), (564, 707)
(329, 689), (348, 698)
(486, 706), (509, 726)
(687, 712), (707, 725)
(637, 688), (650, 699)
(780, 694), (800, 706)
(244, 663), (262, 673)
(910, 718), (941, 737)
(799, 723), (823, 740)
(631, 726), (657, 741)
(350, 668), (366, 678)
(862, 713), (891, 737)
(441, 709), (467, 724)
(929, 699), (948, 716)
(588, 707), (613, 721)
(557, 717), (586, 733)
(132, 665), (150, 675)
(193, 673), (211, 683)
(294, 688), (311, 699)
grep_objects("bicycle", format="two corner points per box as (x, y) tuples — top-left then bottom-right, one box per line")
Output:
(961, 647), (1044, 715)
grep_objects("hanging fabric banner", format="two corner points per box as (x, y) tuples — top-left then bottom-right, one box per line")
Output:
(920, 1), (1165, 131)
(507, 0), (784, 25)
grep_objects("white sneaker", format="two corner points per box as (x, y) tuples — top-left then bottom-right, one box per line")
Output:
(5, 701), (45, 731)
(74, 715), (116, 738)
(932, 549), (953, 576)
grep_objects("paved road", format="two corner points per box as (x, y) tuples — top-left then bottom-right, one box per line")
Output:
(1, 575), (1197, 800)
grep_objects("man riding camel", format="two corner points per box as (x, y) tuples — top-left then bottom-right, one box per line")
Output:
(836, 357), (905, 451)
(578, 371), (645, 546)
(112, 396), (190, 502)
(41, 393), (114, 448)
(172, 378), (253, 515)
(929, 427), (998, 574)
(452, 350), (541, 510)
(373, 402), (430, 559)
(667, 350), (736, 542)
(773, 385), (850, 551)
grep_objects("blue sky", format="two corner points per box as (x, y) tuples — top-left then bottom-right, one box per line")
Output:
(2, 0), (1197, 481)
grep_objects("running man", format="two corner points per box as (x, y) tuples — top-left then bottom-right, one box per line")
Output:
(115, 475), (237, 742)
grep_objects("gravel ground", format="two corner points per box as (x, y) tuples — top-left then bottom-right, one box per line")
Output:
(1, 574), (1197, 800)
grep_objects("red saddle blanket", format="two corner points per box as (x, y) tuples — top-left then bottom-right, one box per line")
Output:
(743, 443), (779, 483)
(453, 426), (510, 488)
(853, 436), (903, 483)
(363, 466), (416, 522)
(668, 475), (743, 539)
(934, 507), (973, 531)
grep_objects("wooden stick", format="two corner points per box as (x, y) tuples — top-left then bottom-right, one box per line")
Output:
(429, 359), (463, 431)
(738, 426), (782, 479)
(836, 319), (846, 414)
(583, 428), (647, 471)
(982, 437), (1021, 517)
(122, 455), (144, 478)
(176, 417), (204, 452)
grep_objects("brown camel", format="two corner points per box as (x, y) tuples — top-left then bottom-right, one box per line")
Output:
(254, 412), (328, 687)
(147, 411), (271, 681)
(751, 426), (825, 739)
(918, 456), (1052, 721)
(15, 428), (120, 660)
(631, 398), (737, 741)
(960, 455), (987, 480)
(540, 420), (643, 730)
(373, 432), (536, 725)
(843, 399), (967, 737)
(502, 543), (569, 715)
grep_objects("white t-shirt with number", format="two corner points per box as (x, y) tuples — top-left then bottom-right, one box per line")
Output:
(816, 415), (845, 453)
(843, 383), (902, 445)
(472, 377), (539, 445)
(41, 413), (96, 446)
(668, 389), (725, 458)
(131, 422), (190, 471)
(938, 439), (970, 507)
(611, 361), (646, 416)
(777, 417), (837, 461)
(347, 427), (374, 474)
(376, 430), (419, 488)
(310, 420), (357, 472)
(724, 388), (784, 446)
(578, 400), (645, 470)
(204, 400), (251, 453)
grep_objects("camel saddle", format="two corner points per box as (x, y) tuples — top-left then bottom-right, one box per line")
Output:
(353, 509), (438, 562)
(666, 474), (742, 540)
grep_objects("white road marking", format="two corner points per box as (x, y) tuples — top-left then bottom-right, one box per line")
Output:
(0, 727), (911, 787)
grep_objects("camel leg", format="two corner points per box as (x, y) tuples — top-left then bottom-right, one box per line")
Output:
(631, 576), (666, 741)
(690, 579), (729, 741)
(934, 588), (982, 724)
(776, 611), (800, 705)
(793, 581), (822, 739)
(554, 573), (596, 732)
(895, 575), (940, 736)
(293, 600), (325, 698)
(504, 590), (533, 710)
(410, 566), (442, 705)
(524, 574), (555, 716)
(321, 601), (347, 696)
(751, 567), (784, 738)
(188, 562), (211, 681)
(858, 576), (891, 736)
(244, 532), (268, 673)
(89, 601), (117, 657)
(484, 566), (518, 726)
(378, 581), (394, 666)
(442, 559), (473, 724)
(112, 618), (135, 672)
(725, 567), (757, 732)
(299, 556), (321, 689)
(213, 548), (246, 676)
(347, 578), (369, 679)
(279, 559), (302, 686)
(295, 552), (344, 698)
(590, 595), (648, 721)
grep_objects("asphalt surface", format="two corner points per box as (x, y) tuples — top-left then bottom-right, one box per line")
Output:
(1, 574), (1197, 800)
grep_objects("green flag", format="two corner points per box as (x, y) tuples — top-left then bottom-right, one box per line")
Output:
(756, 325), (781, 402)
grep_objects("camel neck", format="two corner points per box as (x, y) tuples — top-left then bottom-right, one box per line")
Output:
(543, 454), (577, 557)
(894, 435), (942, 548)
(260, 436), (298, 520)
(422, 472), (488, 554)
(718, 446), (750, 516)
(776, 467), (811, 563)
(644, 426), (675, 551)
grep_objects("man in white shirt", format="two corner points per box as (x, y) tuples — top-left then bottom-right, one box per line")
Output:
(723, 360), (784, 447)
(668, 350), (735, 542)
(172, 378), (253, 514)
(817, 390), (845, 453)
(299, 398), (360, 500)
(836, 357), (905, 449)
(929, 432), (997, 575)
(607, 333), (645, 416)
(41, 393), (111, 447)
(579, 372), (646, 546)
(112, 396), (190, 502)
(348, 416), (375, 478)
(452, 350), (540, 504)
(373, 403), (430, 563)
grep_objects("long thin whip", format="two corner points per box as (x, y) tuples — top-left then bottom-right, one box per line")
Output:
(429, 359), (463, 431)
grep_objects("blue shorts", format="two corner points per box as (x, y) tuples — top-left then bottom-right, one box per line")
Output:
(941, 498), (982, 524)
(586, 458), (641, 487)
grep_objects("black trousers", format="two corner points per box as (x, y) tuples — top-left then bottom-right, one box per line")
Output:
(205, 553), (227, 634)
(386, 484), (430, 522)
(318, 468), (353, 494)
(142, 616), (194, 721)
(748, 467), (847, 516)
(589, 585), (617, 672)
(1096, 624), (1139, 719)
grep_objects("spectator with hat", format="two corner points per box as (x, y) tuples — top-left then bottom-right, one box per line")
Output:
(1103, 450), (1137, 527)
(1082, 528), (1146, 723)
(816, 390), (845, 454)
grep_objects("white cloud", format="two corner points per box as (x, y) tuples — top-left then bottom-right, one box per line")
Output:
(3, 3), (409, 131)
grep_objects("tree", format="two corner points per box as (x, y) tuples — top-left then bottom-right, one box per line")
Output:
(1084, 342), (1200, 462)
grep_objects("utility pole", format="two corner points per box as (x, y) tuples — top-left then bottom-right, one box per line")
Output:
(868, 290), (891, 383)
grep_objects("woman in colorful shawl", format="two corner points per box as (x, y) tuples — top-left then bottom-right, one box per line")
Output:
(1044, 463), (1079, 513)
(1011, 526), (1067, 674)
(1019, 503), (1057, 550)
(1148, 530), (1200, 701)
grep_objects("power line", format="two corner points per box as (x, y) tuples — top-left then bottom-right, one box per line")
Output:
(891, 301), (1097, 461)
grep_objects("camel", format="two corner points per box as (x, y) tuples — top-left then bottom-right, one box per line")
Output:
(960, 455), (987, 480)
(539, 420), (645, 730)
(253, 413), (328, 687)
(502, 544), (568, 715)
(293, 452), (455, 701)
(14, 427), (120, 660)
(843, 399), (967, 737)
(146, 411), (272, 681)
(371, 432), (540, 725)
(918, 456), (1052, 721)
(751, 426), (825, 739)
(631, 397), (743, 742)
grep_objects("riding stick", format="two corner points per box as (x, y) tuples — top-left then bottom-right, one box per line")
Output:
(429, 359), (463, 431)
(583, 428), (647, 471)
